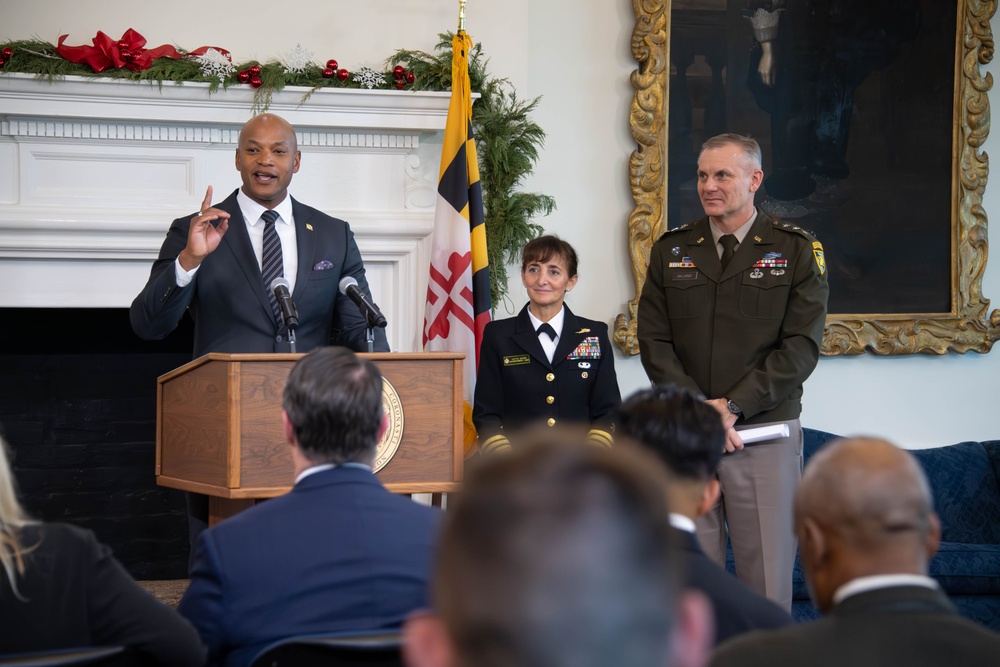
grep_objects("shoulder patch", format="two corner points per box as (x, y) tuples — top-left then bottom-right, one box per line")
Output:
(812, 241), (826, 275)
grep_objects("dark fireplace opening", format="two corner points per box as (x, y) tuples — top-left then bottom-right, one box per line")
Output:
(0, 308), (196, 580)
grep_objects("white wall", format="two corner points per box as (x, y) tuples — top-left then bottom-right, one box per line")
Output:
(5, 1), (998, 446)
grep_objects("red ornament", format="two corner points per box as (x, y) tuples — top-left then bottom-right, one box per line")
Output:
(392, 65), (405, 80)
(394, 80), (406, 90)
(405, 71), (415, 84)
(249, 76), (263, 89)
(322, 67), (335, 79)
(0, 59), (5, 70)
(337, 68), (349, 82)
(237, 70), (250, 84)
(248, 65), (261, 77)
(326, 59), (338, 70)
(1, 47), (12, 59)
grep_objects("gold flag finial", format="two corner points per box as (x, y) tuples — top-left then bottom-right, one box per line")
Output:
(458, 0), (467, 33)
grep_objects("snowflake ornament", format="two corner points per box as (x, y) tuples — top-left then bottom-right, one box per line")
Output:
(353, 67), (383, 90)
(279, 44), (316, 74)
(194, 48), (235, 82)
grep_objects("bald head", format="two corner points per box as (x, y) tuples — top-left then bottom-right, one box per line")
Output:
(235, 113), (300, 208)
(795, 438), (940, 611)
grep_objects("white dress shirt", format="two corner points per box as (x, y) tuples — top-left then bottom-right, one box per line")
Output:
(527, 306), (566, 363)
(832, 574), (940, 606)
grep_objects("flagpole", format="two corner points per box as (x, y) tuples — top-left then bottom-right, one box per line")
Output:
(458, 0), (467, 34)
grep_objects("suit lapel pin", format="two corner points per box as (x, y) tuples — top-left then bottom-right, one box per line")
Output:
(306, 223), (314, 231)
(754, 235), (762, 242)
(576, 328), (590, 334)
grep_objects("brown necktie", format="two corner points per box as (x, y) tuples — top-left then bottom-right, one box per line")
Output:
(719, 234), (738, 270)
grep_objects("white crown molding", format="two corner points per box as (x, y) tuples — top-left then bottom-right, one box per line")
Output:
(0, 72), (452, 130)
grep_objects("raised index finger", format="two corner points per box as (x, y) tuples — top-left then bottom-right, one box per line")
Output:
(201, 185), (214, 214)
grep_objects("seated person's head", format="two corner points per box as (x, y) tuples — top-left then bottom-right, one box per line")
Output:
(616, 385), (725, 519)
(795, 437), (941, 613)
(282, 347), (384, 467)
(405, 430), (711, 667)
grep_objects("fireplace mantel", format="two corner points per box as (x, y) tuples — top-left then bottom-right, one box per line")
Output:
(0, 73), (451, 351)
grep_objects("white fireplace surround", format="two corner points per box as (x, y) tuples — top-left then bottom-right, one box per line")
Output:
(0, 73), (452, 352)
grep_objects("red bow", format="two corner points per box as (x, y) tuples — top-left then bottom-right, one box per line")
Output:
(56, 29), (230, 73)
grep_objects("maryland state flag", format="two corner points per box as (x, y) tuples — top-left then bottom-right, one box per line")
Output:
(422, 31), (491, 455)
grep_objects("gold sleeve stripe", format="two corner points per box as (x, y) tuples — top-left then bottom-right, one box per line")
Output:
(481, 434), (512, 455)
(587, 429), (614, 448)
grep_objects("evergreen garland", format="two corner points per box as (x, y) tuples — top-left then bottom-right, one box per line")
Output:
(0, 32), (554, 310)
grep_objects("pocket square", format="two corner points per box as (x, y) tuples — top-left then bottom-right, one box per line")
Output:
(313, 260), (334, 271)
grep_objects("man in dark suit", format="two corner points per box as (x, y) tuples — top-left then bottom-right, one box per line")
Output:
(616, 385), (792, 645)
(131, 112), (389, 551)
(403, 432), (712, 667)
(178, 347), (440, 667)
(638, 133), (829, 608)
(711, 437), (1000, 667)
(130, 112), (388, 355)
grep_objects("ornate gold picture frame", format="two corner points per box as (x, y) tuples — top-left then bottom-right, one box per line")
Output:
(616, 0), (1000, 355)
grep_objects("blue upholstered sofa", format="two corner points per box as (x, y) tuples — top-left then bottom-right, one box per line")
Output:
(790, 429), (1000, 629)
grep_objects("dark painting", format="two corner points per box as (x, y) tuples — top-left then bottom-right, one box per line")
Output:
(666, 0), (955, 315)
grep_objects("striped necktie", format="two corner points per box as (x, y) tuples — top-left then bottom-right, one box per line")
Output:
(260, 209), (283, 324)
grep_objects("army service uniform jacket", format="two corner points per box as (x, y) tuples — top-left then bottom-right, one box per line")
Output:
(637, 210), (828, 424)
(473, 304), (621, 454)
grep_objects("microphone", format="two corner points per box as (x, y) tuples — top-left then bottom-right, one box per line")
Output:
(270, 277), (299, 330)
(339, 276), (387, 328)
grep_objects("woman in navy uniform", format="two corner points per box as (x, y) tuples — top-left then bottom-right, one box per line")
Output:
(473, 236), (621, 454)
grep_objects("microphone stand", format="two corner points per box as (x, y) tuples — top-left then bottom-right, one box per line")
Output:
(288, 327), (297, 354)
(363, 310), (384, 353)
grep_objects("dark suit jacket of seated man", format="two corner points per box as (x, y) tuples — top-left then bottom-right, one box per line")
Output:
(178, 348), (440, 667)
(130, 112), (389, 356)
(710, 438), (1000, 667)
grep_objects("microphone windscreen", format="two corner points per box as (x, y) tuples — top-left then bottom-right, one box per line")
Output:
(338, 276), (359, 295)
(271, 277), (291, 293)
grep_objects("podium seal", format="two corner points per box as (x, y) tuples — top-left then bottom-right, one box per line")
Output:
(374, 377), (404, 472)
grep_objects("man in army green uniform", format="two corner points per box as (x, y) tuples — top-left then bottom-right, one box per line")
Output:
(637, 133), (829, 610)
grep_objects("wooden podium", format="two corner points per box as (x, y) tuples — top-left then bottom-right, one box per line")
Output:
(155, 352), (464, 524)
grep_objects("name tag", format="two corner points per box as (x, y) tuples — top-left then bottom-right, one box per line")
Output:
(503, 355), (530, 366)
(672, 270), (699, 281)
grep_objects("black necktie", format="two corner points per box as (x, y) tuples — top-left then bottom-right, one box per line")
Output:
(719, 234), (738, 270)
(537, 322), (557, 341)
(260, 210), (284, 324)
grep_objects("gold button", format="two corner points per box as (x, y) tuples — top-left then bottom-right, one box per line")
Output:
(581, 372), (589, 379)
(547, 418), (556, 427)
(546, 396), (555, 404)
(546, 373), (555, 382)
